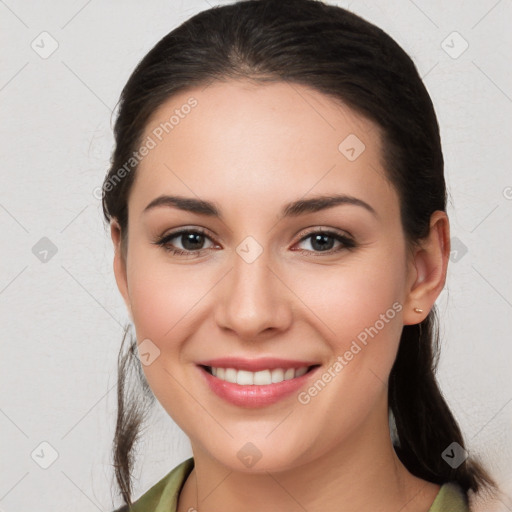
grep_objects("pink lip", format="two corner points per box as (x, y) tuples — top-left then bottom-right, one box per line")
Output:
(196, 364), (321, 408)
(196, 356), (319, 372)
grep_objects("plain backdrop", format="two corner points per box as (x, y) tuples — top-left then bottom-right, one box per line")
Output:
(0, 0), (511, 511)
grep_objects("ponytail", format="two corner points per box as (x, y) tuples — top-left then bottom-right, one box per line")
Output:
(111, 326), (155, 509)
(389, 306), (495, 493)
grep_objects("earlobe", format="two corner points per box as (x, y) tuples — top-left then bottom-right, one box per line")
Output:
(402, 211), (450, 325)
(110, 219), (132, 318)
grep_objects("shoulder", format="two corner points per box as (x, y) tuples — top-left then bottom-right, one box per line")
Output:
(428, 482), (469, 512)
(112, 457), (195, 512)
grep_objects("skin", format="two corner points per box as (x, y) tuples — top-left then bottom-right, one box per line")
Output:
(111, 79), (450, 512)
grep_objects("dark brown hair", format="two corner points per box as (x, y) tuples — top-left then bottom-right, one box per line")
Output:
(102, 0), (496, 508)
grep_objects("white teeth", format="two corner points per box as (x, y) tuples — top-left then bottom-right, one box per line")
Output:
(225, 368), (237, 383)
(237, 370), (254, 385)
(254, 369), (271, 385)
(209, 366), (311, 385)
(284, 368), (295, 380)
(271, 368), (284, 383)
(295, 366), (308, 378)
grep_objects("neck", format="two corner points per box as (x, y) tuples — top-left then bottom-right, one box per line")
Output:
(177, 407), (440, 512)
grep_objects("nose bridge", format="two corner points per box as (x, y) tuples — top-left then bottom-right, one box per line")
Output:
(214, 241), (292, 337)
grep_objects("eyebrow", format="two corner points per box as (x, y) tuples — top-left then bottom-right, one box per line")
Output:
(142, 193), (378, 219)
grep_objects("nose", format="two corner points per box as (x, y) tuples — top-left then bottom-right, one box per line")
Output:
(214, 248), (293, 340)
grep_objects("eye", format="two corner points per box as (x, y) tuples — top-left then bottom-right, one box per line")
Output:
(293, 228), (356, 256)
(153, 228), (217, 257)
(153, 227), (356, 258)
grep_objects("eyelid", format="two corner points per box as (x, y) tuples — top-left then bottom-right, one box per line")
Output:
(155, 226), (352, 244)
(160, 226), (210, 238)
(153, 225), (356, 256)
(294, 226), (354, 242)
(292, 227), (356, 256)
(154, 226), (218, 248)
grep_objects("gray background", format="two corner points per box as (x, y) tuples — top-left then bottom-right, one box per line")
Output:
(0, 0), (511, 510)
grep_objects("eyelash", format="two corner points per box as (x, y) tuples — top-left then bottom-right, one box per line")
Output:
(152, 227), (356, 258)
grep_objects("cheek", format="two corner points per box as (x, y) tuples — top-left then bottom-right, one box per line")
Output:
(125, 252), (215, 409)
(288, 252), (406, 433)
(126, 248), (215, 346)
(291, 250), (406, 369)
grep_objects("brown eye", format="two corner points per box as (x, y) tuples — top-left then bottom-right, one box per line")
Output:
(154, 228), (216, 256)
(294, 229), (356, 256)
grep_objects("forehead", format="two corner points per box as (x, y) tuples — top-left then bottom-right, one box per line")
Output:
(142, 79), (379, 157)
(131, 79), (398, 221)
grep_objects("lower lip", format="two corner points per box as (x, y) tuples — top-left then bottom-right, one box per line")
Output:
(197, 365), (320, 408)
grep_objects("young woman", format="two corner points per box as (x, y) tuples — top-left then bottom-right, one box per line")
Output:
(103, 1), (497, 510)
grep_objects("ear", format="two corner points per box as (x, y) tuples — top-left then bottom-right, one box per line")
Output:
(402, 210), (450, 325)
(110, 219), (132, 318)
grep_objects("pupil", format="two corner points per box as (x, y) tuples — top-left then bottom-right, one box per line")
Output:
(182, 233), (204, 250)
(311, 234), (333, 251)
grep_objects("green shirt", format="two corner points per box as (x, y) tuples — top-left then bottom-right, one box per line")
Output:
(116, 457), (469, 512)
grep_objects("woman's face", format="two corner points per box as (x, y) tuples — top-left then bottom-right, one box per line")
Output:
(112, 79), (422, 471)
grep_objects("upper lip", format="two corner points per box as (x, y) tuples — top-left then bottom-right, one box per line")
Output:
(197, 357), (320, 372)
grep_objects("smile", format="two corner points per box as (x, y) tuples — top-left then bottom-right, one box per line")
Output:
(197, 363), (322, 408)
(203, 365), (316, 385)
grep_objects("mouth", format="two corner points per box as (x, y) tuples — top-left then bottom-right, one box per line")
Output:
(196, 361), (323, 408)
(199, 364), (321, 385)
